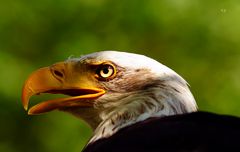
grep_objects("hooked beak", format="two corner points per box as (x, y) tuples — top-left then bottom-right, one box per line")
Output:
(21, 62), (105, 115)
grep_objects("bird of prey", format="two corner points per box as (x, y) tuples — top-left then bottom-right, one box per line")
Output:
(22, 51), (240, 152)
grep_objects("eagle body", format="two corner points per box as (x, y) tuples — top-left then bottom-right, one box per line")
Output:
(84, 112), (240, 152)
(21, 51), (240, 152)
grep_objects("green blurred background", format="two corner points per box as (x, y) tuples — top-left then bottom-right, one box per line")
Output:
(1, 0), (240, 151)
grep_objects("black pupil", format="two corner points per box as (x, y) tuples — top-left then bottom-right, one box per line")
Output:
(102, 67), (109, 74)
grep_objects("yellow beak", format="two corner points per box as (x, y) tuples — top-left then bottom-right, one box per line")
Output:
(21, 62), (105, 115)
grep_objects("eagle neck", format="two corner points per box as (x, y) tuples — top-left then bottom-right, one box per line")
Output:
(88, 82), (197, 144)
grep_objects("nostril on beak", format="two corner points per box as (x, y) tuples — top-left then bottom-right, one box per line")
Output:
(53, 70), (64, 79)
(51, 67), (65, 81)
(51, 64), (65, 81)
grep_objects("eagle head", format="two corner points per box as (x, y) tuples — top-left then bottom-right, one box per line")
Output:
(22, 51), (197, 143)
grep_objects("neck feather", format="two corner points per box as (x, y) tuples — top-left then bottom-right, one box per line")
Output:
(88, 81), (197, 144)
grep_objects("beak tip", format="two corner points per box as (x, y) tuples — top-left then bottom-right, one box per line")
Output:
(22, 98), (29, 111)
(22, 91), (30, 111)
(24, 105), (28, 111)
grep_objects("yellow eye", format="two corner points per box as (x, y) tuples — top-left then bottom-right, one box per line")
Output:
(96, 64), (116, 80)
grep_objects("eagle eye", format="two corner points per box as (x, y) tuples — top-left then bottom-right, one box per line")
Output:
(96, 63), (116, 80)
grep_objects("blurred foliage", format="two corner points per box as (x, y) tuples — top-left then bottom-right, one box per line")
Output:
(0, 0), (240, 151)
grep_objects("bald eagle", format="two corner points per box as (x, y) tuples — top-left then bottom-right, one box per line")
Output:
(22, 51), (240, 152)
